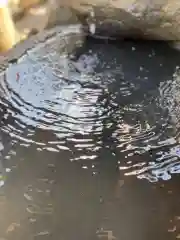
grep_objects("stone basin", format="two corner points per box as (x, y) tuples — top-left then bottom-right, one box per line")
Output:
(0, 25), (180, 240)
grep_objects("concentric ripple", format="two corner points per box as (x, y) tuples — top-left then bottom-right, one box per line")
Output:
(0, 32), (180, 184)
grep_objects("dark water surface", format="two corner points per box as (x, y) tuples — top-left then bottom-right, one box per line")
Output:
(0, 28), (180, 239)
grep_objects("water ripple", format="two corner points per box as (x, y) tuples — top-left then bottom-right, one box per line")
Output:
(0, 35), (180, 185)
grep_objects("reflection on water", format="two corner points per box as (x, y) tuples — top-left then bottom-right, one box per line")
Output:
(0, 27), (180, 239)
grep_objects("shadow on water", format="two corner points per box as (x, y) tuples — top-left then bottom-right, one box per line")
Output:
(0, 27), (180, 239)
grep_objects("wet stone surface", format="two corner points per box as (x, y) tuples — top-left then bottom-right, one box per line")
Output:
(0, 26), (180, 240)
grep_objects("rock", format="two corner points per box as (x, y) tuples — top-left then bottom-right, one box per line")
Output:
(46, 4), (80, 29)
(46, 0), (180, 40)
(6, 0), (180, 41)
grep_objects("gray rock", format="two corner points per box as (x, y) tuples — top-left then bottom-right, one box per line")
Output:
(46, 0), (180, 40)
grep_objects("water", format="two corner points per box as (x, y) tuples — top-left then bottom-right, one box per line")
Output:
(0, 26), (180, 239)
